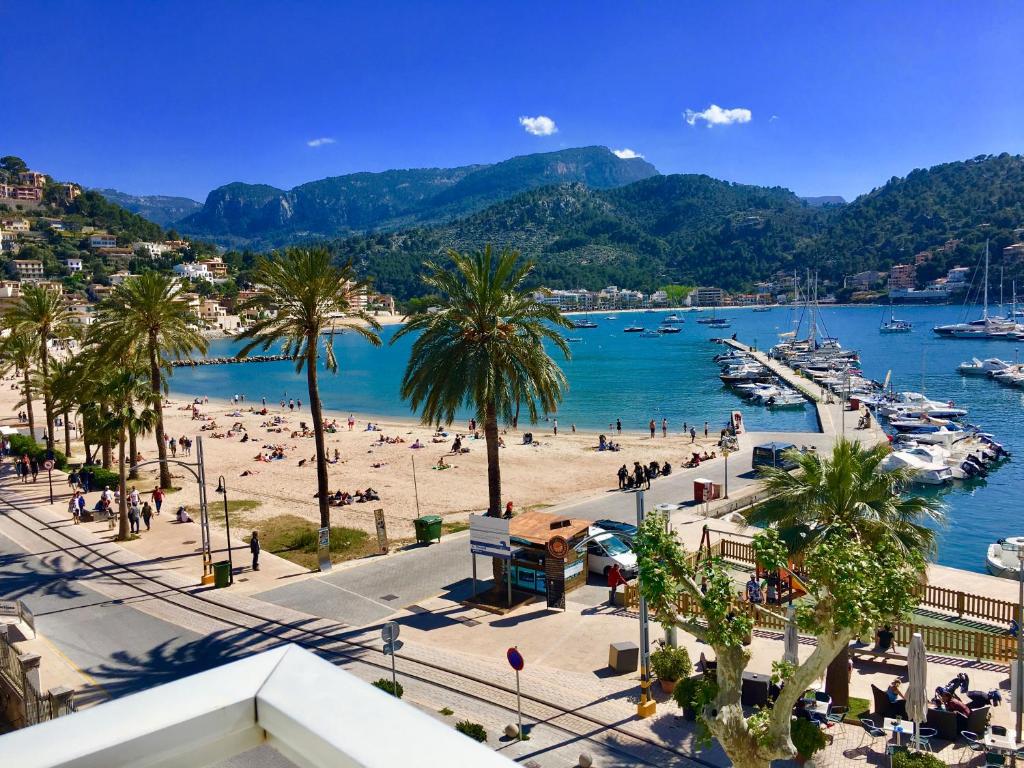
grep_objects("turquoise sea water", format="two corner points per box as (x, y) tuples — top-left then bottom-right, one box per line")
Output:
(168, 304), (1024, 573)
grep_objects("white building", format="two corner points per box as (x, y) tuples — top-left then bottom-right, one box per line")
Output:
(13, 260), (44, 281)
(4, 218), (30, 233)
(946, 266), (971, 287)
(134, 241), (171, 259)
(63, 258), (83, 273)
(173, 262), (211, 281)
(0, 644), (514, 768)
(88, 233), (117, 249)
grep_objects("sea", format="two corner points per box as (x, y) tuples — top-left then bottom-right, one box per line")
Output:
(168, 304), (1024, 574)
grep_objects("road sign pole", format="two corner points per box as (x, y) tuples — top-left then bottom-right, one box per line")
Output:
(515, 668), (522, 741)
(391, 645), (398, 693)
(47, 468), (53, 504)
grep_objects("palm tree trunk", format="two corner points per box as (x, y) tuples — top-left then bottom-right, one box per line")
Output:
(306, 336), (331, 533)
(102, 434), (112, 469)
(22, 367), (35, 439)
(62, 409), (71, 457)
(128, 426), (138, 480)
(483, 401), (502, 517)
(117, 436), (129, 540)
(39, 334), (55, 452)
(148, 335), (172, 489)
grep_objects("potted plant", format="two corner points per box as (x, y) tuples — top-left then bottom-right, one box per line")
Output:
(791, 717), (827, 764)
(672, 675), (701, 720)
(650, 642), (692, 693)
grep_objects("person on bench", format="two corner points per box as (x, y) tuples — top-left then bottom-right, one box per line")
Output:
(876, 625), (895, 653)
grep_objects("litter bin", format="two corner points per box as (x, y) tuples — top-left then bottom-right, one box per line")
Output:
(413, 515), (443, 545)
(213, 560), (232, 588)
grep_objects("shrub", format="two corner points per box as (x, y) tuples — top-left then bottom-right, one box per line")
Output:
(673, 674), (717, 714)
(650, 643), (691, 682)
(892, 751), (945, 768)
(7, 434), (68, 470)
(455, 720), (487, 743)
(81, 465), (120, 488)
(791, 717), (827, 760)
(371, 678), (403, 698)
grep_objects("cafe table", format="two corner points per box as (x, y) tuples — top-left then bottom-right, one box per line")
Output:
(984, 728), (1020, 755)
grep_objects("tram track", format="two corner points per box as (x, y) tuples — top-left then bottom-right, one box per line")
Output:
(0, 483), (719, 767)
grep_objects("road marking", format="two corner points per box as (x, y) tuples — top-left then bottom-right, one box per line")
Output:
(309, 578), (400, 612)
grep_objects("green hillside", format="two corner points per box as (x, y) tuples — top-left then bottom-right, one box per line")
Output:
(332, 153), (1024, 300)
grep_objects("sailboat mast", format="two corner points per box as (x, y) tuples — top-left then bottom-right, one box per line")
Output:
(983, 239), (990, 321)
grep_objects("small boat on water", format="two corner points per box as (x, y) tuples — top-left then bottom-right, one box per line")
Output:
(879, 450), (953, 485)
(565, 337), (583, 343)
(624, 325), (644, 333)
(572, 319), (598, 329)
(661, 314), (683, 324)
(986, 537), (1024, 579)
(880, 301), (912, 333)
(640, 330), (661, 338)
(605, 315), (618, 320)
(958, 357), (1010, 376)
(657, 326), (681, 334)
(765, 392), (807, 409)
(707, 318), (731, 328)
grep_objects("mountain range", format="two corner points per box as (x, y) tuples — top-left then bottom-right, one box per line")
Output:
(92, 188), (202, 228)
(94, 149), (1024, 301)
(160, 146), (658, 248)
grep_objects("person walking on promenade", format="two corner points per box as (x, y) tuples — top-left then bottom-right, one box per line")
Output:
(29, 456), (38, 482)
(607, 563), (627, 606)
(250, 531), (261, 571)
(662, 418), (668, 438)
(141, 501), (153, 531)
(68, 467), (80, 489)
(128, 502), (140, 534)
(649, 419), (656, 438)
(152, 486), (164, 515)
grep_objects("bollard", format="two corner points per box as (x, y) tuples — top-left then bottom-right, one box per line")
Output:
(578, 754), (594, 768)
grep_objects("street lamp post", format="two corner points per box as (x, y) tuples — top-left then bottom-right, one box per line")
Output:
(1016, 547), (1023, 754)
(635, 490), (656, 718)
(130, 435), (215, 585)
(215, 475), (234, 584)
(723, 448), (730, 499)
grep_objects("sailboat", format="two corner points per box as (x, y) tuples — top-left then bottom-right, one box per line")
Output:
(880, 300), (912, 333)
(571, 312), (598, 329)
(934, 241), (1021, 339)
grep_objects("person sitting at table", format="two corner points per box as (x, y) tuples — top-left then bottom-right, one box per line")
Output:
(939, 690), (971, 717)
(886, 678), (904, 705)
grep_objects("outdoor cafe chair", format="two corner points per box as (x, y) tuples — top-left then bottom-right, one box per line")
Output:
(826, 705), (848, 734)
(960, 731), (985, 764)
(991, 726), (1008, 736)
(985, 752), (1006, 768)
(915, 726), (937, 752)
(858, 718), (886, 752)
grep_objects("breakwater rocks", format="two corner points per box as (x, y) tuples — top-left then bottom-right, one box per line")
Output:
(172, 354), (289, 368)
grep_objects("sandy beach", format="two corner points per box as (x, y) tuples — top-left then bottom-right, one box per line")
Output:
(0, 370), (723, 539)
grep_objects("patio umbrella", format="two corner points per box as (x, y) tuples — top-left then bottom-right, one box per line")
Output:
(906, 632), (929, 749)
(783, 604), (799, 665)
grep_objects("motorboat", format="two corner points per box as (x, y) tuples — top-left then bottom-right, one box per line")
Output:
(879, 450), (953, 485)
(661, 314), (683, 324)
(765, 391), (807, 409)
(640, 330), (661, 338)
(720, 365), (771, 383)
(707, 318), (731, 328)
(986, 537), (1024, 579)
(565, 337), (583, 343)
(624, 326), (645, 333)
(572, 318), (598, 329)
(753, 305), (772, 313)
(657, 325), (682, 334)
(957, 357), (1010, 376)
(605, 315), (618, 320)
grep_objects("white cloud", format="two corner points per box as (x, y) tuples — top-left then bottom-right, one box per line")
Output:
(518, 115), (558, 136)
(306, 137), (336, 147)
(612, 148), (644, 160)
(683, 104), (752, 127)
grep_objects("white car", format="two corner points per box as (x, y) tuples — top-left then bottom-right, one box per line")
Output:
(583, 532), (637, 578)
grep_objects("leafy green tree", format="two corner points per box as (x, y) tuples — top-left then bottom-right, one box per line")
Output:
(0, 156), (28, 180)
(92, 273), (207, 488)
(5, 284), (77, 452)
(391, 246), (572, 517)
(634, 517), (922, 768)
(238, 247), (381, 536)
(747, 439), (944, 703)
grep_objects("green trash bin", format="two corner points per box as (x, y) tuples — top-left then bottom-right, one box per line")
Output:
(213, 560), (232, 588)
(413, 515), (443, 545)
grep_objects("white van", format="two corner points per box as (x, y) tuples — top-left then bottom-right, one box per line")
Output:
(583, 531), (637, 578)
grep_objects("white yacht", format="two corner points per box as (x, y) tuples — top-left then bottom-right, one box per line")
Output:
(957, 357), (1010, 376)
(986, 538), (1024, 579)
(879, 450), (953, 485)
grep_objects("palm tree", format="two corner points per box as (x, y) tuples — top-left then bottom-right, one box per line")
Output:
(5, 284), (76, 452)
(92, 272), (207, 489)
(82, 369), (156, 540)
(748, 438), (944, 705)
(238, 247), (381, 534)
(0, 330), (37, 438)
(391, 246), (572, 517)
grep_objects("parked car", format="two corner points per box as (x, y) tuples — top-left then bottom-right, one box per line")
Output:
(752, 441), (799, 471)
(593, 519), (638, 539)
(582, 531), (637, 578)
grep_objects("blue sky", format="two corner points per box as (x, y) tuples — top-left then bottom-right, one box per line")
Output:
(3, 1), (1022, 202)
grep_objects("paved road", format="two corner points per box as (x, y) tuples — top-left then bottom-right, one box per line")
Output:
(0, 520), (235, 704)
(254, 533), (479, 626)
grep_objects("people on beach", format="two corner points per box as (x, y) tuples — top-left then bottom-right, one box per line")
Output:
(648, 419), (655, 438)
(662, 418), (667, 437)
(690, 427), (697, 443)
